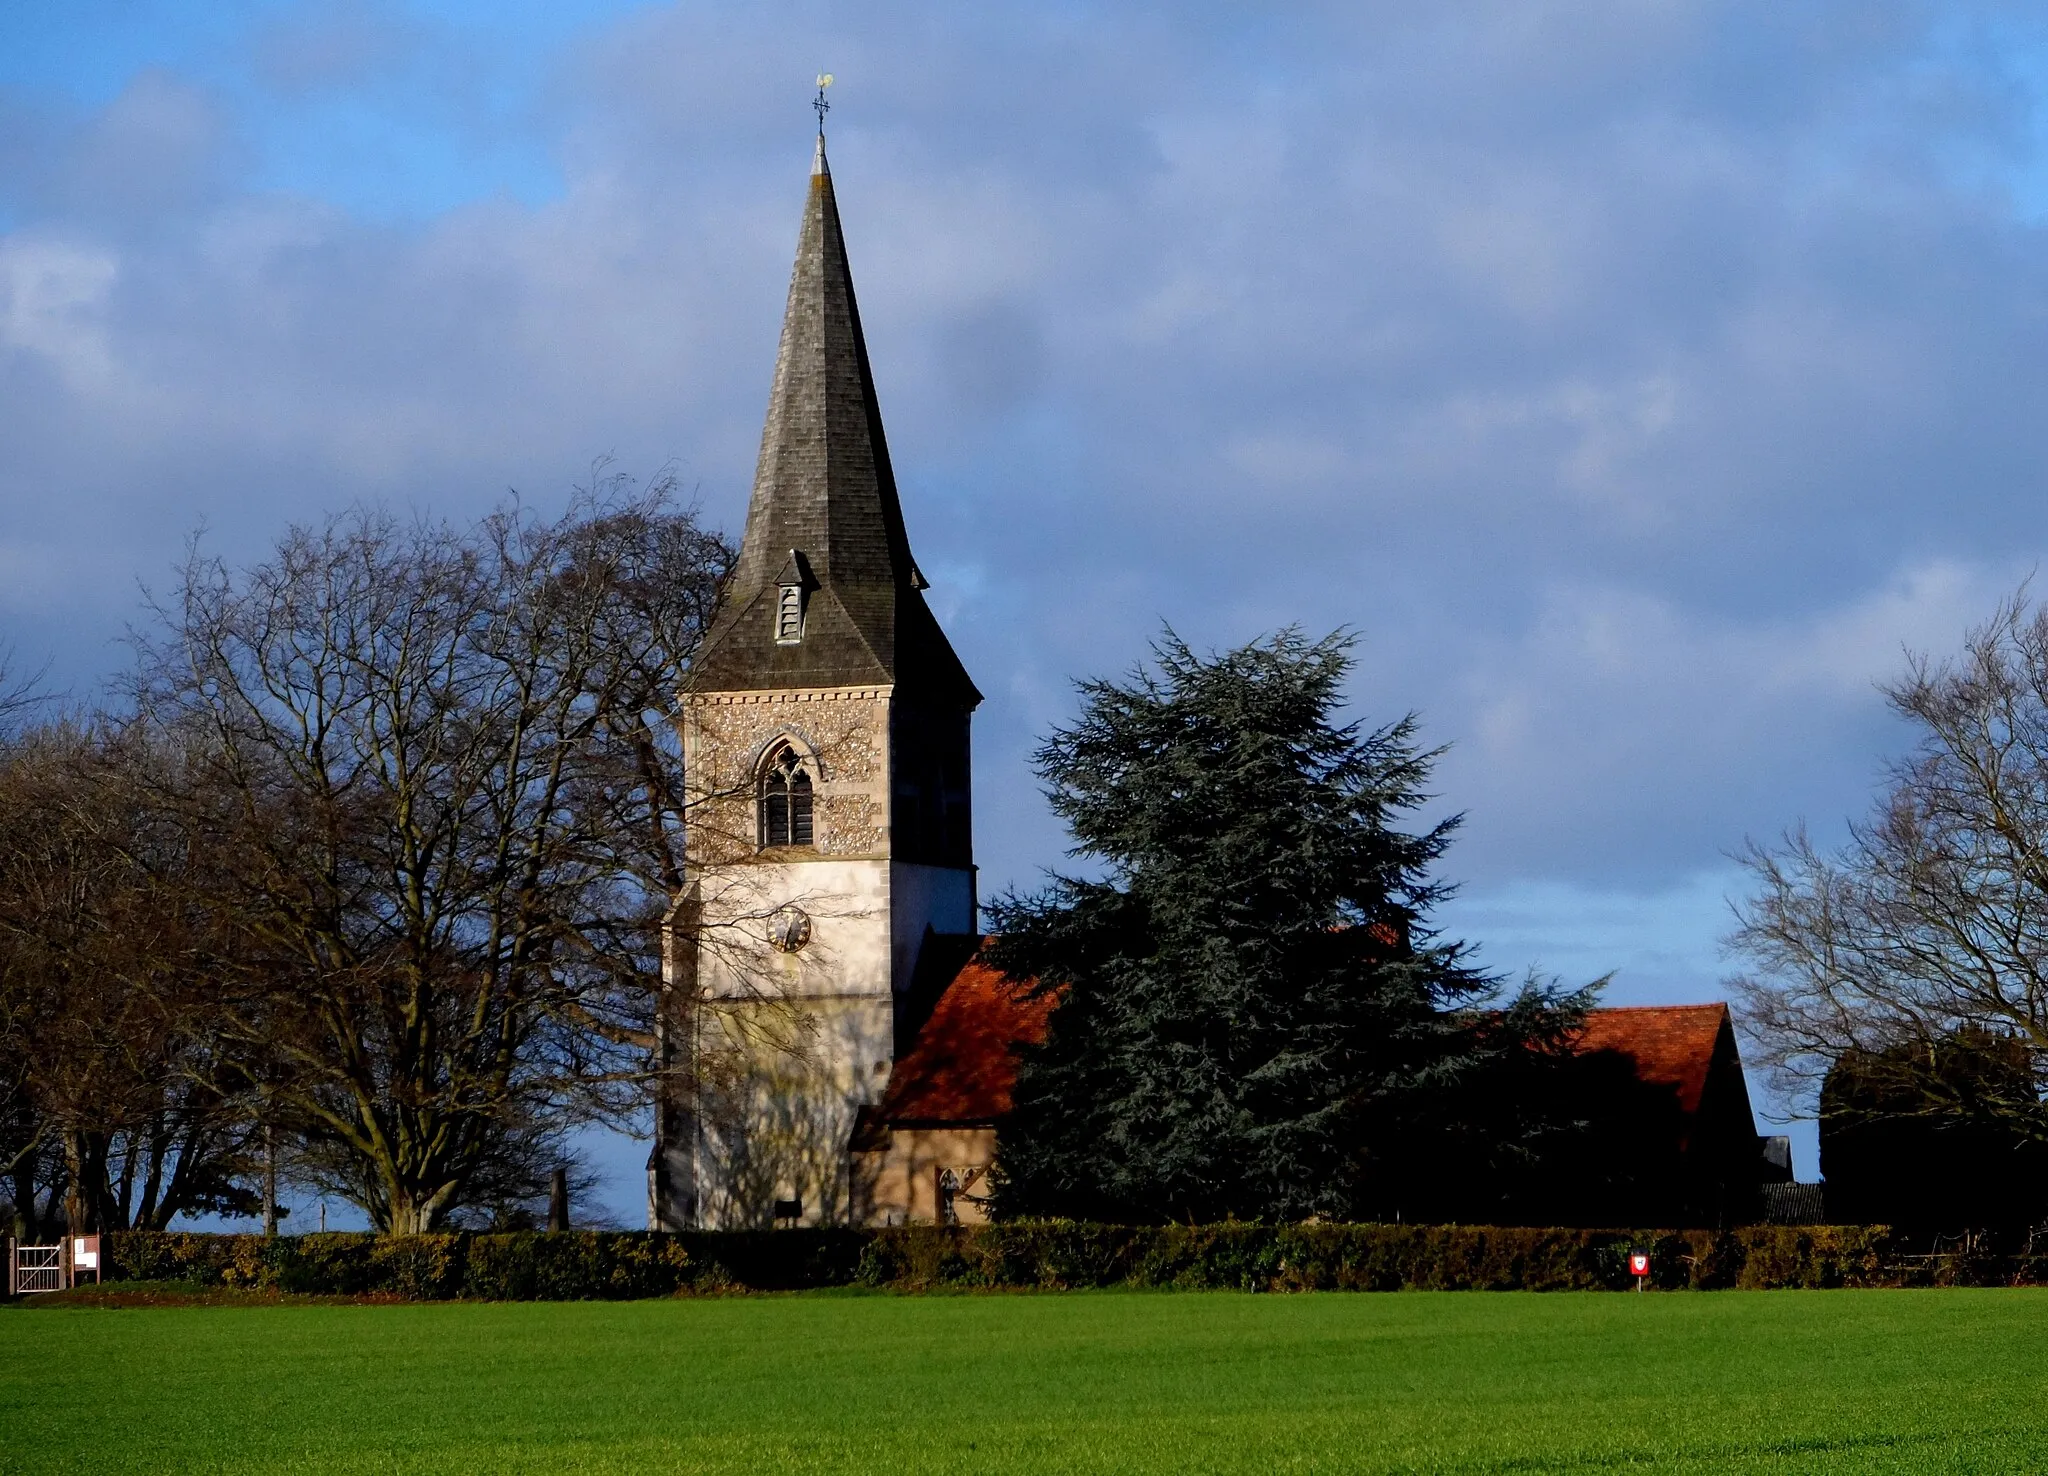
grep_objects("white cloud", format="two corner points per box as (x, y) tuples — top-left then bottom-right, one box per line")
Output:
(1430, 557), (2028, 884)
(1767, 558), (2004, 696)
(0, 235), (118, 387)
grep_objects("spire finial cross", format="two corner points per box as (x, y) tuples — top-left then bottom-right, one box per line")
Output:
(814, 73), (833, 135)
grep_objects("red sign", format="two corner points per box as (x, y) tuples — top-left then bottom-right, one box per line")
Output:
(1629, 1252), (1650, 1277)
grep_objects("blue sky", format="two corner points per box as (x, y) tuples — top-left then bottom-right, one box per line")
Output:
(9, 1), (2048, 1220)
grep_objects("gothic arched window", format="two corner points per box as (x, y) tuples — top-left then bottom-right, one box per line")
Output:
(760, 746), (814, 848)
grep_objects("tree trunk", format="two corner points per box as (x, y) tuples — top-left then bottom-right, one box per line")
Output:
(112, 1131), (138, 1229)
(136, 1119), (168, 1231)
(548, 1167), (569, 1232)
(262, 1123), (277, 1237)
(61, 1129), (110, 1233)
(8, 1162), (36, 1240)
(384, 1180), (459, 1236)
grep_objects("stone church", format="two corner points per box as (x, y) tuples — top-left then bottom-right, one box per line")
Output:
(648, 128), (996, 1230)
(649, 129), (1794, 1233)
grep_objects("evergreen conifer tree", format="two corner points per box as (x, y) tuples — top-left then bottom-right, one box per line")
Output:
(986, 629), (1585, 1223)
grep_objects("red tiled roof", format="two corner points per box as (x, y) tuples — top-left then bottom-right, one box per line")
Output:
(880, 954), (1735, 1134)
(877, 948), (1055, 1125)
(1572, 1004), (1730, 1117)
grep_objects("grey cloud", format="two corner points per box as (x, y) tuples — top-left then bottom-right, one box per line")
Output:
(252, 0), (423, 96)
(4, 0), (2048, 909)
(30, 70), (232, 227)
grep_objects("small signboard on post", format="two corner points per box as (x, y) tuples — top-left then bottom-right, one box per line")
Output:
(71, 1235), (101, 1286)
(1629, 1251), (1650, 1291)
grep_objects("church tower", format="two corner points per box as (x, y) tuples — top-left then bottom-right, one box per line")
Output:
(651, 130), (982, 1229)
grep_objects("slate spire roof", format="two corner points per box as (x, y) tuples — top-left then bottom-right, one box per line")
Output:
(689, 132), (980, 705)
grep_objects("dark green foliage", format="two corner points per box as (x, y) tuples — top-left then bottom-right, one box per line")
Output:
(81, 1222), (2005, 1297)
(1821, 1030), (2048, 1230)
(985, 629), (1589, 1223)
(851, 1222), (1907, 1292)
(99, 1229), (869, 1299)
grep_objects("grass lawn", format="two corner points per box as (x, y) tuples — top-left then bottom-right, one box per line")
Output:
(6, 1287), (2048, 1473)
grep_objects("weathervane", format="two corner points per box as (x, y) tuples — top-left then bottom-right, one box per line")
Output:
(814, 73), (833, 134)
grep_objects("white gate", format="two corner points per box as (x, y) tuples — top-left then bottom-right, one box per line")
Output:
(9, 1241), (64, 1294)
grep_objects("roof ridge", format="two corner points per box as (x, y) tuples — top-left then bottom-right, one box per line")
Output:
(1585, 1002), (1727, 1014)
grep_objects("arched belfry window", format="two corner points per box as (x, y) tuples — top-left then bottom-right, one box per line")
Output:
(760, 746), (814, 848)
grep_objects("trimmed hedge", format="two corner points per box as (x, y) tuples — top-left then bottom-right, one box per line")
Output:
(851, 1223), (1909, 1293)
(78, 1221), (2037, 1300)
(103, 1229), (866, 1300)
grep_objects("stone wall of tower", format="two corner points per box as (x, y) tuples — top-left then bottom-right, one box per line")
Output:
(682, 685), (893, 869)
(664, 684), (982, 1228)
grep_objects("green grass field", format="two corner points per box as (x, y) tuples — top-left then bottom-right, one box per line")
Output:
(6, 1287), (2048, 1473)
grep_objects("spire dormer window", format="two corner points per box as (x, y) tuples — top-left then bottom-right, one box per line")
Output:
(761, 745), (814, 848)
(774, 550), (809, 645)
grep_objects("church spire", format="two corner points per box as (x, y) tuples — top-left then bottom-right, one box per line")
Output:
(690, 124), (978, 705)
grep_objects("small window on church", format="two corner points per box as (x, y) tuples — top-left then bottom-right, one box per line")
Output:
(761, 747), (814, 848)
(775, 582), (804, 644)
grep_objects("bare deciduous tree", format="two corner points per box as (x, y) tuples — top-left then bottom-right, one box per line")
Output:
(135, 476), (733, 1232)
(0, 720), (261, 1236)
(1731, 589), (2048, 1139)
(0, 647), (43, 731)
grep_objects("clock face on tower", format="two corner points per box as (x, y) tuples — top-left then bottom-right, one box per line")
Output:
(768, 905), (812, 954)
